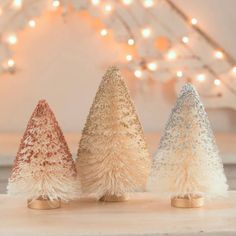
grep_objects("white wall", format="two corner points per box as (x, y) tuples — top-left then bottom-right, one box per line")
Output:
(177, 0), (236, 57)
(0, 10), (235, 133)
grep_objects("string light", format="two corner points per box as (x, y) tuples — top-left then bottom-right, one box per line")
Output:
(126, 54), (133, 61)
(91, 0), (100, 5)
(12, 0), (22, 9)
(7, 34), (18, 45)
(147, 62), (158, 71)
(7, 59), (15, 68)
(214, 79), (221, 86)
(176, 70), (183, 78)
(122, 0), (133, 5)
(0, 0), (230, 95)
(196, 74), (205, 82)
(141, 27), (152, 38)
(28, 20), (36, 28)
(103, 4), (113, 13)
(191, 18), (198, 25)
(167, 50), (177, 60)
(143, 0), (154, 8)
(100, 28), (108, 36)
(52, 0), (60, 8)
(128, 38), (135, 45)
(134, 69), (142, 78)
(182, 36), (189, 44)
(232, 66), (236, 75)
(214, 50), (224, 59)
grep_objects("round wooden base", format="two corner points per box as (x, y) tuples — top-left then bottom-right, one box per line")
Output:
(27, 198), (61, 210)
(171, 196), (204, 208)
(99, 195), (128, 202)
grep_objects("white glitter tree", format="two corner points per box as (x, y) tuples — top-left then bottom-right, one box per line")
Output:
(7, 100), (77, 209)
(150, 83), (228, 207)
(76, 66), (151, 201)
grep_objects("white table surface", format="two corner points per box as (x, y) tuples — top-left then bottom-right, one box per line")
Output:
(0, 192), (236, 236)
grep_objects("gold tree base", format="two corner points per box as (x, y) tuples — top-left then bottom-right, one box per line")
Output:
(99, 194), (128, 202)
(27, 197), (61, 210)
(171, 196), (204, 208)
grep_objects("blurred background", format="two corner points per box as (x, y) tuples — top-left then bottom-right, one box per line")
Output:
(0, 0), (236, 193)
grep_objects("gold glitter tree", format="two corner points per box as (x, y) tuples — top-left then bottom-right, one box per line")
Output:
(7, 100), (77, 209)
(76, 66), (151, 201)
(149, 83), (228, 208)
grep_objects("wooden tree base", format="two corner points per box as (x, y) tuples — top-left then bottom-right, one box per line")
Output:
(171, 196), (204, 208)
(99, 195), (128, 202)
(27, 197), (61, 210)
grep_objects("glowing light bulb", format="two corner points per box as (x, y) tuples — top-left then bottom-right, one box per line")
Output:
(100, 28), (108, 36)
(12, 0), (22, 9)
(143, 0), (154, 8)
(126, 55), (133, 61)
(122, 0), (133, 5)
(7, 59), (15, 67)
(182, 36), (189, 44)
(214, 50), (224, 59)
(0, 7), (3, 16)
(147, 62), (158, 71)
(28, 20), (36, 28)
(196, 74), (205, 82)
(91, 0), (100, 5)
(214, 79), (221, 86)
(52, 0), (60, 8)
(134, 69), (142, 78)
(104, 4), (113, 13)
(176, 70), (183, 78)
(7, 34), (17, 45)
(141, 27), (152, 38)
(128, 38), (135, 45)
(191, 18), (198, 25)
(167, 50), (177, 60)
(232, 66), (236, 75)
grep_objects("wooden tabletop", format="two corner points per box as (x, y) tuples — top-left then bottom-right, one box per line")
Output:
(0, 192), (236, 236)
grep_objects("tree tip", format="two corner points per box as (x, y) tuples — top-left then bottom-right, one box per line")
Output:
(180, 83), (198, 96)
(101, 65), (122, 83)
(105, 65), (120, 75)
(35, 99), (51, 116)
(38, 99), (47, 105)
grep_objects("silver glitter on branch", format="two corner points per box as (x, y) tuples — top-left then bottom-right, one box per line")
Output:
(149, 83), (228, 198)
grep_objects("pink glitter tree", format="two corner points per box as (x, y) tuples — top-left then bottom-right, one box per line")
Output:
(7, 100), (77, 205)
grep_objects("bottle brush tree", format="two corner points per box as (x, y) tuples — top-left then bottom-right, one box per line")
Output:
(149, 83), (228, 208)
(76, 66), (151, 202)
(7, 100), (77, 209)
